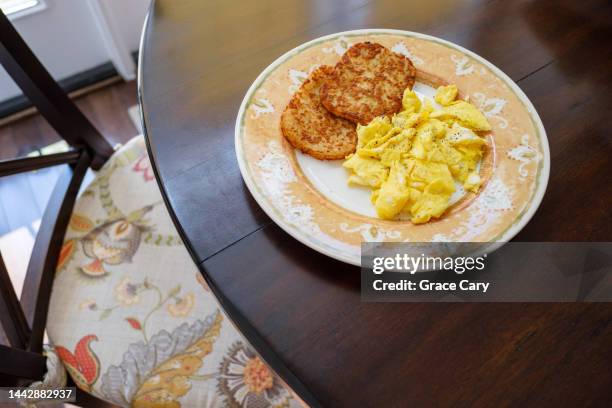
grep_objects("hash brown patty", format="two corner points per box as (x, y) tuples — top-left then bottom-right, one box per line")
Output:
(281, 65), (357, 160)
(321, 42), (416, 125)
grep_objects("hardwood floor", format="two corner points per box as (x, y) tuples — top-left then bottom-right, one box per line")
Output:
(0, 79), (138, 160)
(0, 79), (139, 294)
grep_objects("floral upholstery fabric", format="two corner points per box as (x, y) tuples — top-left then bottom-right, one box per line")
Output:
(47, 136), (301, 408)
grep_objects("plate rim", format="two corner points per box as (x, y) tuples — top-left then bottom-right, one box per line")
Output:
(234, 28), (550, 266)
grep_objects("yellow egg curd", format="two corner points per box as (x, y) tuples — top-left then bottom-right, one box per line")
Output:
(342, 84), (491, 224)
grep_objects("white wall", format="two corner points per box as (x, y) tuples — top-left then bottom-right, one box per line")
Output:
(103, 0), (150, 52)
(0, 0), (150, 102)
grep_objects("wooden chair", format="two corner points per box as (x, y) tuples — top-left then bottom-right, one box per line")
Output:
(0, 9), (306, 408)
(0, 9), (115, 406)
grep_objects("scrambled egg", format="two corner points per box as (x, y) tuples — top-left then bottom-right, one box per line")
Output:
(343, 84), (491, 224)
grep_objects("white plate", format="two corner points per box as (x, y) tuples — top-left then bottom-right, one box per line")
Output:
(235, 29), (549, 266)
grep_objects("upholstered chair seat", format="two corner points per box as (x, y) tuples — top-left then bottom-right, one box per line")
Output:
(46, 136), (300, 408)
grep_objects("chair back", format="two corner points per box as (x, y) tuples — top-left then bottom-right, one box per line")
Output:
(0, 9), (113, 385)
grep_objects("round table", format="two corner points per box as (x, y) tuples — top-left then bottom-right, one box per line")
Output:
(138, 1), (612, 406)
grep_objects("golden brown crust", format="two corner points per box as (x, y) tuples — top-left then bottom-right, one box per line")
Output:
(280, 65), (357, 160)
(320, 42), (417, 125)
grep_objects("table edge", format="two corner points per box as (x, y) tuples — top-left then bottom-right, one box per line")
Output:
(136, 3), (320, 406)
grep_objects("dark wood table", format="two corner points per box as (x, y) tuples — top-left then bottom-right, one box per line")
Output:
(138, 1), (612, 406)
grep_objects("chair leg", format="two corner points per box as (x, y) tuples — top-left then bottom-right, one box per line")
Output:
(71, 381), (119, 408)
